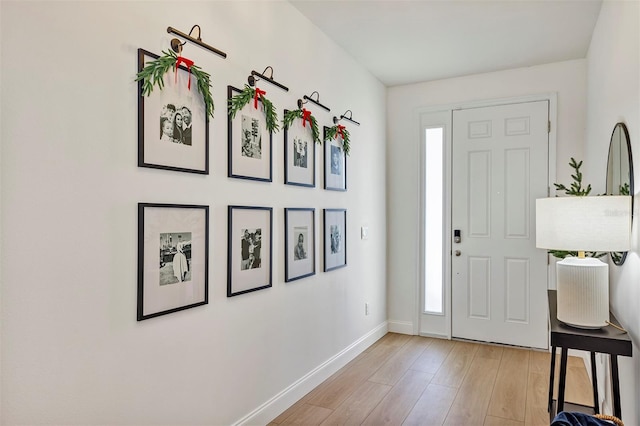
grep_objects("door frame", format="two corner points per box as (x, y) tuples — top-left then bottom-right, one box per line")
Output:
(416, 92), (558, 339)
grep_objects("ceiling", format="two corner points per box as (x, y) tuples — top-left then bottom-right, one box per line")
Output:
(289, 0), (603, 87)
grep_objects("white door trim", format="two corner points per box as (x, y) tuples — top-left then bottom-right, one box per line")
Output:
(415, 92), (557, 339)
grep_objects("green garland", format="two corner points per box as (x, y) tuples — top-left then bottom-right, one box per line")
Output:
(228, 85), (279, 133)
(282, 109), (321, 144)
(135, 50), (214, 118)
(324, 125), (351, 155)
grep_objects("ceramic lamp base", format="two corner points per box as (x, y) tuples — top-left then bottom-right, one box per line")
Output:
(556, 257), (609, 329)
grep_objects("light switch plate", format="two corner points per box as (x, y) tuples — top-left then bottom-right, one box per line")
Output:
(361, 226), (369, 240)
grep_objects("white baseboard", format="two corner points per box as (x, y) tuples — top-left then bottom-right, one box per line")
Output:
(387, 320), (414, 335)
(233, 321), (389, 426)
(419, 332), (449, 339)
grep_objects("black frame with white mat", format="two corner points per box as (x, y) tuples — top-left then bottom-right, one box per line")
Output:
(284, 208), (316, 282)
(323, 208), (346, 272)
(137, 202), (209, 320)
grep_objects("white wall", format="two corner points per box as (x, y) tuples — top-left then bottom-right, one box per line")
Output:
(584, 0), (639, 422)
(387, 60), (587, 331)
(0, 1), (387, 424)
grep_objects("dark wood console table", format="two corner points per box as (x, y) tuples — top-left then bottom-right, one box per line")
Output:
(548, 290), (632, 420)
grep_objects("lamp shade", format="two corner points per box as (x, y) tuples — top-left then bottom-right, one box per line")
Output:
(536, 196), (631, 252)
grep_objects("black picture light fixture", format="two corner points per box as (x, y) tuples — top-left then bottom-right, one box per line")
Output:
(247, 66), (289, 92)
(297, 91), (330, 112)
(167, 25), (227, 59)
(333, 110), (360, 126)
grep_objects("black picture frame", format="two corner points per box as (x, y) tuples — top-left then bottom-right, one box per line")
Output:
(228, 205), (273, 296)
(284, 109), (316, 187)
(137, 49), (209, 174)
(227, 85), (273, 182)
(323, 126), (347, 191)
(323, 208), (347, 272)
(285, 208), (316, 282)
(137, 203), (209, 321)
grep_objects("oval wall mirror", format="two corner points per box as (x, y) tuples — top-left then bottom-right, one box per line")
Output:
(606, 122), (633, 265)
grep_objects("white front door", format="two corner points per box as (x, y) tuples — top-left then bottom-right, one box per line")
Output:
(451, 101), (549, 349)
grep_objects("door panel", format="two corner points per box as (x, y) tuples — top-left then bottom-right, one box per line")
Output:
(468, 256), (490, 319)
(505, 257), (529, 322)
(505, 149), (530, 238)
(452, 101), (549, 349)
(469, 151), (491, 237)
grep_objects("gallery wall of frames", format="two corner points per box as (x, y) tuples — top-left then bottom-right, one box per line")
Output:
(136, 43), (357, 320)
(2, 2), (390, 424)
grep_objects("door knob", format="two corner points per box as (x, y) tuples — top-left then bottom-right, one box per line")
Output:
(455, 250), (461, 256)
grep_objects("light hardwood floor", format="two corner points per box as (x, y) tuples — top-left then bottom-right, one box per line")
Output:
(270, 333), (593, 426)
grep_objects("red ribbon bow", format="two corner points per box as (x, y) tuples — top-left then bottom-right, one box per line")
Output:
(302, 109), (312, 127)
(175, 56), (195, 90)
(337, 124), (346, 139)
(254, 87), (266, 109)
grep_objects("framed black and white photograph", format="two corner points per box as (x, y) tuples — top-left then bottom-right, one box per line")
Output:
(227, 86), (272, 181)
(284, 110), (316, 187)
(137, 49), (209, 174)
(137, 203), (209, 320)
(324, 209), (347, 271)
(324, 127), (347, 191)
(228, 205), (273, 296)
(285, 208), (315, 282)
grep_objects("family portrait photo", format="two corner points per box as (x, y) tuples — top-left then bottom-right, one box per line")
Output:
(293, 138), (308, 168)
(159, 232), (192, 285)
(160, 104), (193, 146)
(285, 208), (315, 282)
(241, 228), (262, 270)
(294, 226), (308, 260)
(330, 145), (342, 175)
(241, 115), (262, 159)
(330, 225), (341, 254)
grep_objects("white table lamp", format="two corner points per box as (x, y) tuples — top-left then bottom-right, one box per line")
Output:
(536, 196), (631, 328)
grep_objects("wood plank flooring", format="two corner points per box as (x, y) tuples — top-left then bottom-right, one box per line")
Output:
(270, 333), (593, 426)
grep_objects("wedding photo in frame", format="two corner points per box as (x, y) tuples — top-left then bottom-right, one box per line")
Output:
(324, 209), (347, 272)
(324, 127), (347, 191)
(285, 208), (315, 282)
(137, 203), (209, 321)
(137, 49), (209, 174)
(284, 109), (316, 187)
(228, 205), (273, 297)
(227, 86), (273, 182)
